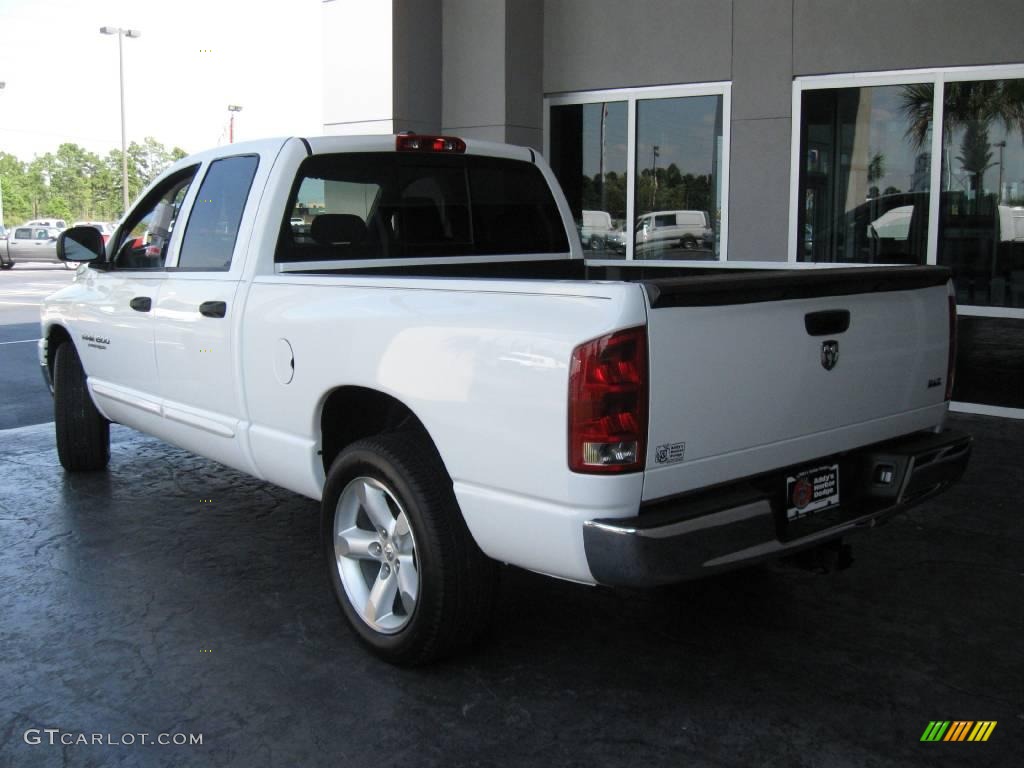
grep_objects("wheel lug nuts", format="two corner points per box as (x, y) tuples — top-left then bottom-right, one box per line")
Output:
(369, 542), (382, 556)
(380, 564), (391, 578)
(380, 529), (388, 538)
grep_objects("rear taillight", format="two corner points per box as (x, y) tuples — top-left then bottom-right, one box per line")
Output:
(395, 134), (466, 153)
(568, 327), (648, 473)
(946, 293), (957, 401)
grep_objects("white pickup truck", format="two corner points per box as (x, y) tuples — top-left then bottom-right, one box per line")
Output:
(41, 134), (971, 665)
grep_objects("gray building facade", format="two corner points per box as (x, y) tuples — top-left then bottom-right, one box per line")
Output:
(323, 0), (1024, 416)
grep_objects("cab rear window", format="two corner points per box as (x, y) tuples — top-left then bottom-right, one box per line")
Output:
(276, 153), (569, 262)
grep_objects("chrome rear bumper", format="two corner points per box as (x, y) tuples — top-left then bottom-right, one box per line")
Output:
(583, 429), (972, 587)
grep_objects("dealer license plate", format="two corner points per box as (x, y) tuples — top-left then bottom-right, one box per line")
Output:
(786, 464), (840, 521)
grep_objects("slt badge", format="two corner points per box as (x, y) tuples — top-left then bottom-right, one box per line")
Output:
(821, 340), (839, 371)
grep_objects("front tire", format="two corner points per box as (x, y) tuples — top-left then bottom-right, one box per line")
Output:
(321, 432), (497, 666)
(54, 342), (110, 471)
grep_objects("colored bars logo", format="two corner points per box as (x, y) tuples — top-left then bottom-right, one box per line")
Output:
(920, 721), (997, 742)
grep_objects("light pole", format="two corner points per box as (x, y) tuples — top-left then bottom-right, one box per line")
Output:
(651, 145), (660, 209)
(100, 26), (141, 215)
(0, 82), (5, 227)
(994, 140), (1006, 203)
(228, 105), (243, 143)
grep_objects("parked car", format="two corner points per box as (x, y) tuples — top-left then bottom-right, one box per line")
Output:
(0, 225), (73, 268)
(635, 209), (713, 256)
(73, 221), (115, 244)
(24, 218), (68, 230)
(42, 134), (970, 666)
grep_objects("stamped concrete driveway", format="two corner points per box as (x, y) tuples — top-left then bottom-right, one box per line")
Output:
(0, 413), (1020, 767)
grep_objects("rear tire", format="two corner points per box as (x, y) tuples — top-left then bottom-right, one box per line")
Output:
(321, 432), (497, 666)
(54, 342), (110, 471)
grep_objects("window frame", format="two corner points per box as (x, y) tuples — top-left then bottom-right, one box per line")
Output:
(544, 81), (732, 264)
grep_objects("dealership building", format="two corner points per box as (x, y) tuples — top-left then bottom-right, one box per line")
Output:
(321, 0), (1024, 418)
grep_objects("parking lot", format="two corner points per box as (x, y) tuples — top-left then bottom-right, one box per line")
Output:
(1, 262), (1021, 766)
(0, 403), (1020, 766)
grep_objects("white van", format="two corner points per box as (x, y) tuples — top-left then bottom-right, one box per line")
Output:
(635, 210), (713, 254)
(580, 209), (615, 250)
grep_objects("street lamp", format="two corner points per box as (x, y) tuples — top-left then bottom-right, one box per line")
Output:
(228, 105), (243, 144)
(100, 26), (142, 215)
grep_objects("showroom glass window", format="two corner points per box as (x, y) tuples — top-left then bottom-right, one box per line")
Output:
(634, 95), (723, 260)
(547, 85), (729, 261)
(795, 69), (1024, 413)
(797, 85), (932, 264)
(549, 101), (628, 258)
(937, 78), (1024, 309)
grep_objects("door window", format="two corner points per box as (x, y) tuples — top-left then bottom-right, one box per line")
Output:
(112, 167), (198, 269)
(177, 155), (259, 270)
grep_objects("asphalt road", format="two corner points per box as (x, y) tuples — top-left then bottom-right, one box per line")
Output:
(0, 264), (76, 428)
(0, 413), (1019, 767)
(1, 263), (1020, 766)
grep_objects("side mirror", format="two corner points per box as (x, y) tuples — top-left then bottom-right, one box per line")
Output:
(57, 226), (105, 263)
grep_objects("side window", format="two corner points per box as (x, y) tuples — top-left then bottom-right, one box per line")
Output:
(112, 167), (198, 270)
(177, 155), (259, 271)
(14, 228), (31, 239)
(654, 214), (676, 227)
(35, 228), (51, 240)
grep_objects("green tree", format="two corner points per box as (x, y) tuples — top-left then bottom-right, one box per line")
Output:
(0, 136), (190, 226)
(900, 80), (1024, 210)
(867, 153), (886, 184)
(0, 153), (33, 225)
(955, 120), (996, 199)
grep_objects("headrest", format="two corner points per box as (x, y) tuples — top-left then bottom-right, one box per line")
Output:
(310, 214), (367, 245)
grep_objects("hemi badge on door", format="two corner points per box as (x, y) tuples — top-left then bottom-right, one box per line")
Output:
(821, 340), (839, 371)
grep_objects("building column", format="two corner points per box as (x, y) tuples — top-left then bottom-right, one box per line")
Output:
(322, 0), (443, 137)
(442, 0), (543, 150)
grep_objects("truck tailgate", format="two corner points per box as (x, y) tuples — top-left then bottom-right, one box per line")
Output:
(641, 267), (952, 501)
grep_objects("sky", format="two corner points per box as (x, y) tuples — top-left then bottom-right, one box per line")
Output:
(0, 0), (324, 161)
(578, 96), (722, 178)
